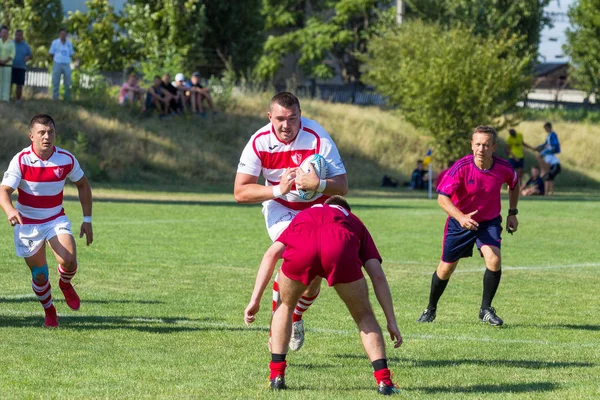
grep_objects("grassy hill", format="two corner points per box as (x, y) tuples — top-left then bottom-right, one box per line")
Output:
(1, 95), (599, 191)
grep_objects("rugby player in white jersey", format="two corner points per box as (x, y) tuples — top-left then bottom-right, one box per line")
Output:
(235, 92), (348, 350)
(0, 114), (93, 328)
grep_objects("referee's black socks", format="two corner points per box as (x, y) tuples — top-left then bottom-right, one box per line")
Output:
(481, 268), (502, 309)
(427, 271), (449, 310)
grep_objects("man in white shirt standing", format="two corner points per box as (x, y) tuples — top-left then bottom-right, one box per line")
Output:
(48, 28), (74, 101)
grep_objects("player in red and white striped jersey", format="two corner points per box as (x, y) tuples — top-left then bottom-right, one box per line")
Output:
(235, 92), (348, 351)
(0, 114), (93, 328)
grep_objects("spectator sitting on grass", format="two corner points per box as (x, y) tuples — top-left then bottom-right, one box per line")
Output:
(173, 73), (191, 113)
(145, 75), (170, 118)
(119, 74), (146, 110)
(161, 73), (183, 115)
(521, 167), (544, 197)
(187, 72), (217, 117)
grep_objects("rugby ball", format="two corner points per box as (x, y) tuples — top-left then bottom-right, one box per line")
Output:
(298, 154), (328, 200)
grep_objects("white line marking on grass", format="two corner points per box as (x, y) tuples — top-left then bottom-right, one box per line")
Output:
(1, 310), (598, 348)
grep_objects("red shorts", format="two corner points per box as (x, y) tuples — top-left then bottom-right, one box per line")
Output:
(280, 225), (364, 286)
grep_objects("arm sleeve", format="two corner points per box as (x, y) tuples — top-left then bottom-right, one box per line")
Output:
(10, 42), (15, 58)
(1, 155), (22, 189)
(26, 44), (32, 57)
(549, 133), (560, 153)
(237, 139), (262, 177)
(67, 156), (85, 182)
(69, 41), (75, 56)
(506, 166), (518, 190)
(320, 135), (346, 177)
(48, 40), (55, 55)
(437, 168), (460, 197)
(358, 223), (382, 264)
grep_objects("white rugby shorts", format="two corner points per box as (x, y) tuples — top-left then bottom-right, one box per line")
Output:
(14, 215), (73, 258)
(262, 200), (301, 242)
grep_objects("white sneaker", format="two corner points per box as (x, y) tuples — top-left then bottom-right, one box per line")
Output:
(289, 320), (305, 351)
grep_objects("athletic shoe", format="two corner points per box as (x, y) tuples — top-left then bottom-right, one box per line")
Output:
(269, 375), (286, 390)
(59, 280), (80, 311)
(289, 319), (305, 351)
(479, 307), (503, 326)
(43, 305), (59, 328)
(377, 381), (400, 395)
(416, 308), (436, 323)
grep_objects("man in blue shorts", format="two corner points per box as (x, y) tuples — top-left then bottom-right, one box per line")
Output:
(417, 126), (520, 326)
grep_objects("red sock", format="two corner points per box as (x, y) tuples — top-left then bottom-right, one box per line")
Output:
(374, 368), (393, 386)
(269, 361), (287, 379)
(292, 291), (320, 322)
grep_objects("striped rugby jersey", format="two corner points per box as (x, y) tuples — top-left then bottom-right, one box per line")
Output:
(237, 116), (346, 210)
(1, 146), (84, 224)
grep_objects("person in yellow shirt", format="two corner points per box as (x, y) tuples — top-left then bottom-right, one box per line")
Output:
(505, 129), (528, 184)
(0, 26), (16, 102)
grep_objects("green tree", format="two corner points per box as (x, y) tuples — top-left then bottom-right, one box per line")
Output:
(0, 0), (64, 68)
(202, 0), (265, 75)
(67, 0), (127, 72)
(255, 0), (392, 83)
(564, 0), (600, 101)
(405, 0), (551, 60)
(121, 0), (207, 74)
(363, 21), (531, 162)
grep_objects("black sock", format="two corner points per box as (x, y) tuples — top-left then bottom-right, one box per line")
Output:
(481, 269), (502, 309)
(427, 271), (449, 310)
(372, 358), (388, 371)
(271, 353), (287, 362)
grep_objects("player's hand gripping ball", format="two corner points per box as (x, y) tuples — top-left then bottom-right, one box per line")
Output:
(298, 154), (328, 201)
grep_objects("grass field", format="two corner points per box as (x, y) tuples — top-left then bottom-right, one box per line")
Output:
(1, 188), (599, 399)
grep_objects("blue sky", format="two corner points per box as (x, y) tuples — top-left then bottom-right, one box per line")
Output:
(539, 0), (576, 62)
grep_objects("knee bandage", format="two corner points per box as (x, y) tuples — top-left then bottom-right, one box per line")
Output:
(31, 264), (49, 282)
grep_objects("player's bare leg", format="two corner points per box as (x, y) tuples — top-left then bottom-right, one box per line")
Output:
(288, 276), (321, 351)
(417, 260), (458, 323)
(271, 273), (321, 351)
(269, 271), (307, 389)
(479, 245), (503, 326)
(335, 277), (399, 394)
(49, 234), (80, 311)
(25, 243), (58, 328)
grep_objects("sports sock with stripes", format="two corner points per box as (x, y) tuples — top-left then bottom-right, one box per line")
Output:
(58, 263), (77, 287)
(32, 278), (53, 310)
(292, 291), (320, 323)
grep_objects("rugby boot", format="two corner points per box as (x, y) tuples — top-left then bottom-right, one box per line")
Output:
(59, 280), (80, 311)
(479, 307), (503, 326)
(43, 305), (59, 328)
(416, 308), (436, 323)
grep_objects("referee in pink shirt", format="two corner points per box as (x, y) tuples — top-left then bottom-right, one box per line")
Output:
(417, 126), (519, 326)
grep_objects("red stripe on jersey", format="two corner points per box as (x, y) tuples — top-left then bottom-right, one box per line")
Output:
(302, 127), (321, 153)
(252, 130), (271, 159)
(21, 209), (65, 225)
(274, 196), (328, 211)
(259, 149), (316, 170)
(18, 189), (63, 209)
(21, 164), (73, 183)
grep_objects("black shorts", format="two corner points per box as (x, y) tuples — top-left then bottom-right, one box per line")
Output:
(509, 157), (524, 169)
(547, 163), (561, 181)
(11, 68), (26, 86)
(441, 216), (503, 263)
